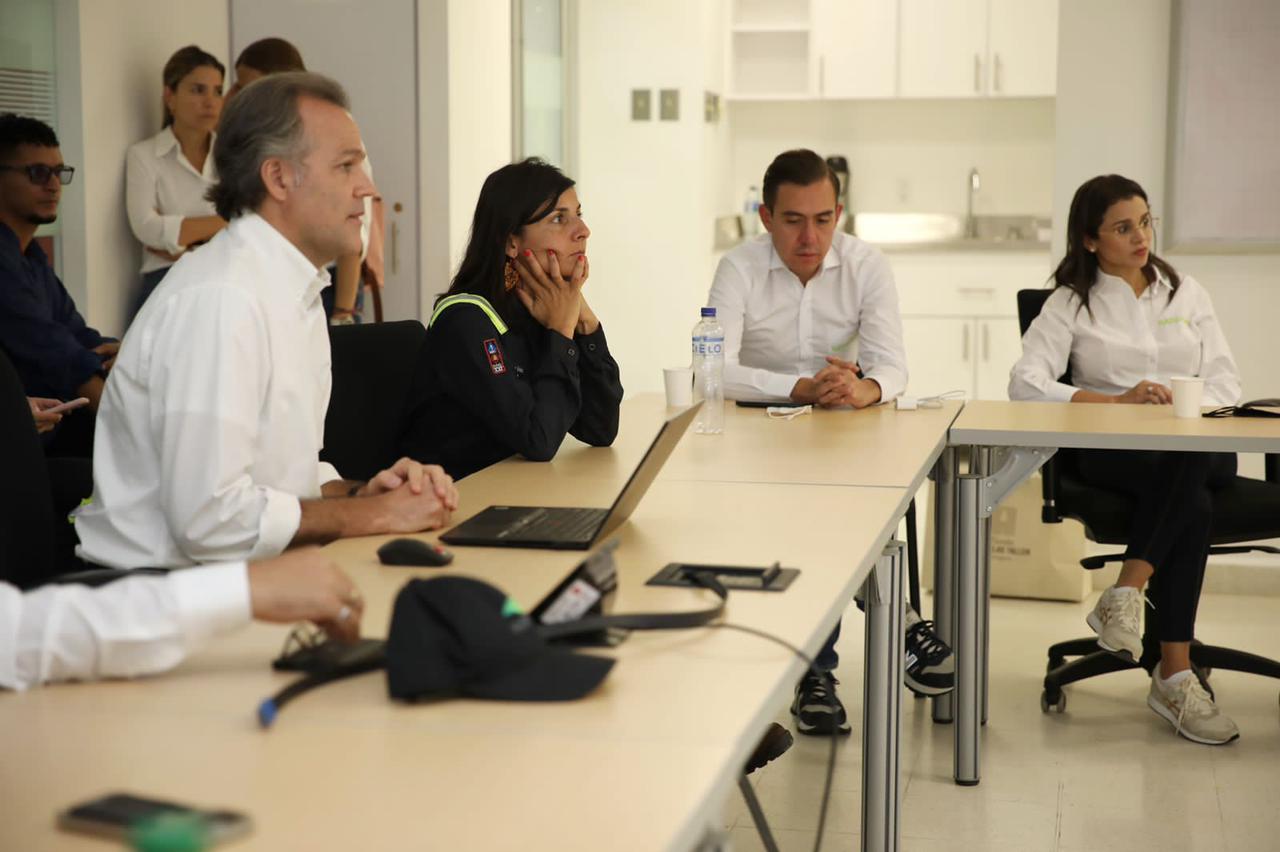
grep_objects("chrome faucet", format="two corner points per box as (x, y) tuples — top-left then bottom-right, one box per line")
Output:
(966, 168), (981, 238)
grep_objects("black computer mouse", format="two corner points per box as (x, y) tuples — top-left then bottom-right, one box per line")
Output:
(377, 538), (454, 567)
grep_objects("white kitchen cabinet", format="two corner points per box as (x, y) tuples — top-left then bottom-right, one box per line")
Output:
(814, 0), (897, 98)
(898, 0), (988, 98)
(902, 316), (1022, 400)
(893, 250), (1049, 400)
(899, 0), (1057, 98)
(902, 317), (975, 397)
(974, 317), (1023, 399)
(987, 0), (1058, 97)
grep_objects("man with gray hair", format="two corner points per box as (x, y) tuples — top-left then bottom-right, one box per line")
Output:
(76, 72), (456, 569)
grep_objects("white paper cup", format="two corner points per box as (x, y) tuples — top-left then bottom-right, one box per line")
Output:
(1171, 376), (1204, 418)
(663, 368), (693, 407)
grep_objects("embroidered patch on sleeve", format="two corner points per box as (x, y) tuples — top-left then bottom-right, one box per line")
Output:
(483, 338), (506, 375)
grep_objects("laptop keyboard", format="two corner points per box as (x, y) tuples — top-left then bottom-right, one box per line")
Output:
(499, 507), (608, 542)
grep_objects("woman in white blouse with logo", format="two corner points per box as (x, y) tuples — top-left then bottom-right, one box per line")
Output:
(1010, 174), (1242, 745)
(125, 45), (228, 321)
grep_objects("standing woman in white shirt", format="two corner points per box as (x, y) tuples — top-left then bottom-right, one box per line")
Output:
(125, 46), (227, 321)
(1009, 174), (1242, 745)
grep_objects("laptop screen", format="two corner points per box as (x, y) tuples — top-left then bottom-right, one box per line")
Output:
(595, 401), (702, 541)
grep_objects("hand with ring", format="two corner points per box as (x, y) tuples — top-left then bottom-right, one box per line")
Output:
(1117, 380), (1172, 405)
(248, 548), (365, 642)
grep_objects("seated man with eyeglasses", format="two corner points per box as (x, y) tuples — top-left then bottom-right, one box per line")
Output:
(0, 114), (117, 456)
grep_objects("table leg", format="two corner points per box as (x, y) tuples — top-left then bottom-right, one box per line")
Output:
(862, 540), (905, 852)
(972, 446), (993, 728)
(930, 447), (956, 724)
(954, 471), (981, 786)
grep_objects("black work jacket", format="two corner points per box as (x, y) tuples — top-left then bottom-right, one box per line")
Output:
(398, 293), (623, 480)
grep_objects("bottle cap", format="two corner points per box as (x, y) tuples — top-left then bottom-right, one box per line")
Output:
(700, 307), (716, 317)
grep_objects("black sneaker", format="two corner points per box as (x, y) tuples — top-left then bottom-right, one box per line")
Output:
(790, 671), (851, 736)
(904, 607), (955, 696)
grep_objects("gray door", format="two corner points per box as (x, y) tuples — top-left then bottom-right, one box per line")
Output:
(230, 0), (421, 321)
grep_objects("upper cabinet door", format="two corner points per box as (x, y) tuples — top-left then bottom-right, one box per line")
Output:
(987, 0), (1058, 97)
(899, 0), (989, 98)
(815, 0), (897, 98)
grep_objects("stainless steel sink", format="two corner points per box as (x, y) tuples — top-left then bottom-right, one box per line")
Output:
(853, 213), (1050, 247)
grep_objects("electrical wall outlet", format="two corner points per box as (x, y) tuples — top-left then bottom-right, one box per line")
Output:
(631, 89), (651, 121)
(659, 88), (679, 121)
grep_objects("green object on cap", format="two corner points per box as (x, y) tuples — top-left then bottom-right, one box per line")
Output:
(130, 813), (208, 852)
(501, 597), (524, 617)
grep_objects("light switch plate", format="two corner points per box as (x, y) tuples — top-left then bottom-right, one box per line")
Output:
(659, 88), (679, 121)
(631, 89), (651, 121)
(703, 91), (720, 123)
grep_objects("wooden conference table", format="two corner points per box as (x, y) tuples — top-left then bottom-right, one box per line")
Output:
(936, 400), (1280, 787)
(0, 396), (959, 852)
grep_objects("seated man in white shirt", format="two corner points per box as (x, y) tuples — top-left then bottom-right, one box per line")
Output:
(75, 72), (457, 570)
(708, 148), (952, 736)
(1, 547), (362, 690)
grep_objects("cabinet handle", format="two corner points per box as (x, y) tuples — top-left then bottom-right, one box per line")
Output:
(391, 221), (399, 275)
(994, 53), (1002, 93)
(982, 324), (990, 362)
(974, 54), (982, 93)
(962, 324), (971, 361)
(958, 286), (995, 296)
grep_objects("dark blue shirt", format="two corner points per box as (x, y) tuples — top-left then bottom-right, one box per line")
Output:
(0, 223), (111, 400)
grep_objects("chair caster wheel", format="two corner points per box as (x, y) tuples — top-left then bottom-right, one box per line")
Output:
(1040, 689), (1066, 714)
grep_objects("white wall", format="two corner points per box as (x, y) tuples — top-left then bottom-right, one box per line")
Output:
(730, 98), (1057, 218)
(418, 0), (513, 315)
(1053, 0), (1280, 415)
(575, 0), (732, 395)
(54, 0), (229, 336)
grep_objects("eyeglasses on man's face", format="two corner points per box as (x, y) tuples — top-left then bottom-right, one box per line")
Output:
(1100, 214), (1158, 239)
(0, 163), (76, 186)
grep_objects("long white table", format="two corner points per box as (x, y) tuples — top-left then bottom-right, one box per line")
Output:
(939, 400), (1280, 786)
(0, 397), (960, 851)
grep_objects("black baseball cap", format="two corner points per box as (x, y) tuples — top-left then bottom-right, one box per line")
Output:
(385, 576), (615, 702)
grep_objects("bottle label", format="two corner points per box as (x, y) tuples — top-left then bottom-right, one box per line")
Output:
(692, 335), (724, 357)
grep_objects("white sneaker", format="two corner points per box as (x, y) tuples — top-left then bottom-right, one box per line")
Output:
(1086, 585), (1145, 661)
(1147, 671), (1240, 745)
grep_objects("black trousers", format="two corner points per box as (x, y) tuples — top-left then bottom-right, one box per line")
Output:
(1071, 449), (1236, 643)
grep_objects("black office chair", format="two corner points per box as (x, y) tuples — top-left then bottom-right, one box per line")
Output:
(322, 320), (428, 482)
(1017, 288), (1280, 712)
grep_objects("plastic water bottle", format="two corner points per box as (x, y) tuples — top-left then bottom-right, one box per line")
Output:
(692, 307), (725, 434)
(743, 185), (762, 236)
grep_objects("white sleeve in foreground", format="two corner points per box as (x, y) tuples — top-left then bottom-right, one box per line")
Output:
(0, 564), (251, 691)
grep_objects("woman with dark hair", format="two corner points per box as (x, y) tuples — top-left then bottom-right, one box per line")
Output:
(1010, 174), (1242, 745)
(398, 158), (623, 480)
(125, 45), (227, 319)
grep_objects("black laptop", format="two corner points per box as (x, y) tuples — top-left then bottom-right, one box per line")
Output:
(440, 402), (702, 550)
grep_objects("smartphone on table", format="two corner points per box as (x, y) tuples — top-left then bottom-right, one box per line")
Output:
(58, 792), (251, 845)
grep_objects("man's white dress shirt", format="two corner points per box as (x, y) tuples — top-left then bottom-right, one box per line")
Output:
(125, 127), (220, 275)
(76, 214), (340, 569)
(708, 231), (908, 402)
(0, 563), (250, 690)
(1008, 270), (1241, 406)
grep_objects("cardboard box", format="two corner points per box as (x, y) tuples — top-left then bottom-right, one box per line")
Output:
(923, 473), (1091, 602)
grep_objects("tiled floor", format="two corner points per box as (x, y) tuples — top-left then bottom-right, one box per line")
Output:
(725, 590), (1280, 852)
